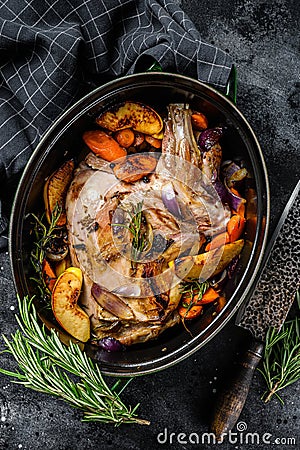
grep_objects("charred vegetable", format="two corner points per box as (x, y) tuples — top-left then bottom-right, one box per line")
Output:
(198, 127), (224, 151)
(44, 226), (69, 262)
(42, 259), (57, 292)
(95, 337), (125, 352)
(173, 239), (244, 281)
(114, 129), (135, 148)
(191, 112), (209, 131)
(112, 153), (157, 183)
(96, 101), (163, 135)
(51, 267), (90, 342)
(91, 283), (134, 320)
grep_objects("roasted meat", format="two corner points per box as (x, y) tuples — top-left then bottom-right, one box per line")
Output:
(65, 103), (231, 345)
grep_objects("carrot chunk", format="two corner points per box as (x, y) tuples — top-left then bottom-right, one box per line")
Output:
(227, 214), (246, 242)
(198, 287), (219, 304)
(178, 303), (203, 320)
(205, 232), (230, 251)
(83, 130), (127, 161)
(114, 129), (135, 148)
(191, 112), (209, 130)
(42, 259), (57, 292)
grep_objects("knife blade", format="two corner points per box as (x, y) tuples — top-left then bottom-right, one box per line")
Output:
(211, 180), (300, 441)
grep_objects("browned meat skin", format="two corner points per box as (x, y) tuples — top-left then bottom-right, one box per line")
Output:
(161, 119), (176, 172)
(160, 104), (231, 236)
(91, 311), (180, 346)
(85, 152), (114, 173)
(65, 104), (230, 346)
(202, 143), (222, 182)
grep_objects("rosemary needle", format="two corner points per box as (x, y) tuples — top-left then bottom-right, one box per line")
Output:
(258, 292), (300, 405)
(29, 204), (62, 301)
(0, 296), (149, 425)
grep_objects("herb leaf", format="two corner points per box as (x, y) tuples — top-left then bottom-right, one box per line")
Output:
(29, 204), (62, 301)
(180, 280), (209, 317)
(112, 201), (147, 267)
(0, 296), (149, 425)
(258, 294), (300, 404)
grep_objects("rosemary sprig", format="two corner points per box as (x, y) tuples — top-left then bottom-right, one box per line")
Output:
(29, 204), (62, 300)
(180, 280), (209, 317)
(258, 292), (300, 404)
(0, 296), (149, 425)
(112, 201), (147, 264)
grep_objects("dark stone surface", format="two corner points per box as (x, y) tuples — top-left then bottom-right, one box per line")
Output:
(0, 0), (299, 449)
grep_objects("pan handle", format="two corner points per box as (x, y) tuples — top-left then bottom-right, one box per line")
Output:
(225, 64), (237, 104)
(145, 59), (237, 104)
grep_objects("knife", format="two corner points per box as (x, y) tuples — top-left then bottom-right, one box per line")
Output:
(211, 179), (300, 441)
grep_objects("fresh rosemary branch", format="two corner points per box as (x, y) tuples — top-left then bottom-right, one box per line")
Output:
(0, 296), (149, 425)
(112, 201), (147, 264)
(129, 201), (147, 260)
(258, 293), (300, 404)
(180, 280), (209, 317)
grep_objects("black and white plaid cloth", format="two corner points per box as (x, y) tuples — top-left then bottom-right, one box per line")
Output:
(0, 0), (233, 249)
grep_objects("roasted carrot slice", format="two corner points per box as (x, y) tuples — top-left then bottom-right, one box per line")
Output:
(178, 303), (203, 320)
(227, 214), (246, 242)
(114, 129), (135, 148)
(42, 259), (57, 292)
(191, 112), (209, 130)
(236, 202), (245, 218)
(145, 135), (162, 148)
(205, 232), (230, 251)
(83, 130), (127, 161)
(198, 287), (219, 304)
(178, 286), (219, 319)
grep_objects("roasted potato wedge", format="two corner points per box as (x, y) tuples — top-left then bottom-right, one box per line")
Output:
(96, 101), (163, 135)
(44, 160), (74, 226)
(51, 267), (90, 342)
(168, 281), (182, 310)
(55, 255), (71, 277)
(173, 239), (244, 281)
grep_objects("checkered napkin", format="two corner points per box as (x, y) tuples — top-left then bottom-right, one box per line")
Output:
(0, 0), (233, 249)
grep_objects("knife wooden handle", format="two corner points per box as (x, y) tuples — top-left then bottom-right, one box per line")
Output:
(211, 339), (264, 441)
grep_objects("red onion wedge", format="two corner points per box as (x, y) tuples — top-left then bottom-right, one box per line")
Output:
(198, 127), (224, 151)
(97, 337), (125, 352)
(91, 283), (134, 320)
(214, 179), (243, 212)
(161, 182), (182, 219)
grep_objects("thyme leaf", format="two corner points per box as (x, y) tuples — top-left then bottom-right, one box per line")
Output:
(0, 296), (149, 425)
